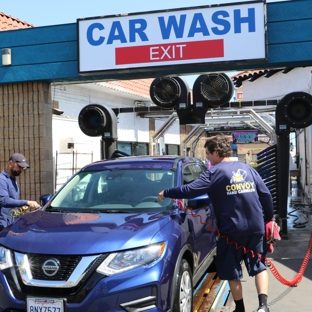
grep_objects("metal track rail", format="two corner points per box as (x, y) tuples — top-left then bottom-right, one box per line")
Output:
(193, 272), (232, 312)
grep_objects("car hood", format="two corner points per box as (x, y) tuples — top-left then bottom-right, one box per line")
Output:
(0, 210), (171, 255)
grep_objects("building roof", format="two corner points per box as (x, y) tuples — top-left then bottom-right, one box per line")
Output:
(231, 67), (296, 88)
(98, 79), (153, 99)
(0, 12), (34, 30)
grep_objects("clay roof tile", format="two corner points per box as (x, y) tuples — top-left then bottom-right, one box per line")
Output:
(0, 12), (34, 31)
(98, 78), (153, 99)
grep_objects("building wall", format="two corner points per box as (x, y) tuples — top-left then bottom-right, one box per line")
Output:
(53, 83), (180, 149)
(0, 82), (53, 202)
(242, 67), (312, 101)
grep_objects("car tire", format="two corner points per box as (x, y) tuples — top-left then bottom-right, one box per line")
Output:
(172, 259), (193, 312)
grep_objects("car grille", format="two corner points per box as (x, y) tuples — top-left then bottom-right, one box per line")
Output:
(6, 252), (108, 303)
(28, 254), (82, 280)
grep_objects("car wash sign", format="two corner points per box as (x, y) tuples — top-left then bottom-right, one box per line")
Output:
(78, 1), (266, 74)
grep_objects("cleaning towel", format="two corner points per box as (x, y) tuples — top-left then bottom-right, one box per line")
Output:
(265, 221), (281, 253)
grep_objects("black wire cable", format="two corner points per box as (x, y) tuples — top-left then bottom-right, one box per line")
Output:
(288, 204), (311, 228)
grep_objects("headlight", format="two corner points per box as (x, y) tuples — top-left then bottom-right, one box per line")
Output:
(97, 242), (166, 276)
(0, 246), (13, 270)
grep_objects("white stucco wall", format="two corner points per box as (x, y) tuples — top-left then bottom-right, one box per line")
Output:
(242, 67), (312, 101)
(117, 113), (150, 142)
(52, 83), (179, 145)
(52, 116), (101, 156)
(155, 119), (180, 145)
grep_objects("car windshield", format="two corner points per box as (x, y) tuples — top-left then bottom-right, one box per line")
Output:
(48, 169), (176, 212)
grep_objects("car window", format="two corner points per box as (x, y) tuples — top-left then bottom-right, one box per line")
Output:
(49, 169), (175, 211)
(183, 165), (194, 185)
(191, 163), (207, 179)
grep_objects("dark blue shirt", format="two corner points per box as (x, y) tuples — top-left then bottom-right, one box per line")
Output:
(0, 170), (28, 230)
(164, 161), (274, 236)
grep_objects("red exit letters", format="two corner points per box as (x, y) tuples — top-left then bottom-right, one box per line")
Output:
(115, 39), (224, 65)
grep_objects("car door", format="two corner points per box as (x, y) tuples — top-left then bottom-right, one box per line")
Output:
(184, 163), (217, 274)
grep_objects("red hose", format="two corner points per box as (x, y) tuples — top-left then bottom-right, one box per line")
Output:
(265, 232), (312, 286)
(174, 199), (312, 287)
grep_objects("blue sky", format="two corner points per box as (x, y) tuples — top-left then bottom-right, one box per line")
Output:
(1, 0), (288, 27)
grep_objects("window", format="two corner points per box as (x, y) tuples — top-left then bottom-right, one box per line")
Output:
(166, 145), (179, 155)
(51, 169), (175, 210)
(133, 143), (148, 156)
(117, 142), (149, 156)
(117, 142), (132, 155)
(183, 166), (194, 185)
(191, 164), (206, 179)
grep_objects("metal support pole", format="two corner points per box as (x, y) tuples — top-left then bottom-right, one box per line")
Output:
(100, 139), (117, 160)
(276, 133), (290, 238)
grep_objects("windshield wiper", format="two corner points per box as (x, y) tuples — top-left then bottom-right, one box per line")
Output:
(79, 209), (133, 213)
(47, 209), (71, 213)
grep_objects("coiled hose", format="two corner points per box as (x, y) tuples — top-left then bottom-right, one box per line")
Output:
(174, 198), (312, 287)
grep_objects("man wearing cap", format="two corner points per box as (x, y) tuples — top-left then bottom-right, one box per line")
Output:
(0, 153), (40, 230)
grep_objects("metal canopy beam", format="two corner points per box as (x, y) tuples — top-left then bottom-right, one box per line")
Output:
(114, 100), (278, 117)
(151, 108), (276, 156)
(1, 1), (312, 84)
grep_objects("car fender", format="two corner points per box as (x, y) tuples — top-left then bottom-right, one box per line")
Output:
(169, 243), (193, 310)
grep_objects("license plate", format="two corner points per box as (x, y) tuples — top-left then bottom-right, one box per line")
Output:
(27, 297), (65, 312)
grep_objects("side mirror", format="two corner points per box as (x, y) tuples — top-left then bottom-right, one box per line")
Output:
(40, 194), (51, 206)
(110, 149), (130, 158)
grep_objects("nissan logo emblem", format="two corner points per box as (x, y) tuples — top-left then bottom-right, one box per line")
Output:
(42, 259), (60, 277)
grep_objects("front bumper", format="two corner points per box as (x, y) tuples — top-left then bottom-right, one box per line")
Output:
(0, 261), (171, 312)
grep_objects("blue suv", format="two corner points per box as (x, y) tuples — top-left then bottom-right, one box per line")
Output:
(0, 156), (217, 312)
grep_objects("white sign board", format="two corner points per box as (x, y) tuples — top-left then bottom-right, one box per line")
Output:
(78, 1), (266, 74)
